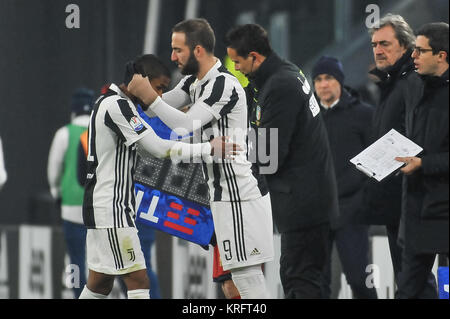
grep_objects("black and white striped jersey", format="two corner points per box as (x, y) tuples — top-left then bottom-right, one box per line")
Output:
(83, 84), (151, 229)
(162, 60), (268, 202)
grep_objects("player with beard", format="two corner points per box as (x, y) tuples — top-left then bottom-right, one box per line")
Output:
(128, 18), (274, 299)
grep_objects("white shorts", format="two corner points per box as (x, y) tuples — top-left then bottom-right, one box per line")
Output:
(86, 227), (146, 275)
(211, 194), (274, 271)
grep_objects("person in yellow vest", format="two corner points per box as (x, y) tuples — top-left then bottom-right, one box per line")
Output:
(47, 87), (94, 298)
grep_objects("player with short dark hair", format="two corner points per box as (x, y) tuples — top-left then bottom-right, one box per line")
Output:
(79, 54), (238, 299)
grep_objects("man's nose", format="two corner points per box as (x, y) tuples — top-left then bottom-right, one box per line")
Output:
(373, 44), (384, 55)
(171, 51), (177, 61)
(317, 81), (328, 89)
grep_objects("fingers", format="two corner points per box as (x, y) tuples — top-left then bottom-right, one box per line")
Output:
(395, 156), (409, 163)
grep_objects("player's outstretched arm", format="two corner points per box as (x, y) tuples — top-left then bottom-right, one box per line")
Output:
(137, 126), (241, 162)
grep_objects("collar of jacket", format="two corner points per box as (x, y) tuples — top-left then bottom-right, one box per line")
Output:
(317, 87), (359, 112)
(369, 49), (415, 85)
(251, 52), (283, 89)
(420, 67), (449, 88)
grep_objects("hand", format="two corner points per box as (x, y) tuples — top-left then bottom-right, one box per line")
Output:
(395, 156), (422, 175)
(210, 136), (242, 160)
(127, 74), (158, 106)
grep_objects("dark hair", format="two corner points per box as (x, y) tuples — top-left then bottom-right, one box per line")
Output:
(368, 14), (415, 50)
(416, 22), (449, 62)
(225, 24), (273, 58)
(123, 54), (170, 85)
(172, 18), (215, 53)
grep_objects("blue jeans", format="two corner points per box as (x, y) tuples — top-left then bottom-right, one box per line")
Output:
(62, 220), (87, 298)
(136, 221), (161, 299)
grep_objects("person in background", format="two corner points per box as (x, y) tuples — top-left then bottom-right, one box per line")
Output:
(395, 22), (449, 299)
(47, 87), (94, 298)
(312, 56), (377, 299)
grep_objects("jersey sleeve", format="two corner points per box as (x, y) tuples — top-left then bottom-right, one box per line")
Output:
(161, 75), (195, 109)
(196, 75), (239, 120)
(104, 98), (151, 147)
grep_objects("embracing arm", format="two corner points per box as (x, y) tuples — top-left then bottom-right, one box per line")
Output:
(145, 97), (214, 135)
(128, 74), (217, 135)
(137, 125), (240, 162)
(137, 126), (211, 161)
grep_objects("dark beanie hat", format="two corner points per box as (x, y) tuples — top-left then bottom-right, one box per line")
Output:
(71, 87), (94, 115)
(312, 56), (345, 87)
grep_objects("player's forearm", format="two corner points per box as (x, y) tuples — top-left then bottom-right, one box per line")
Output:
(137, 129), (211, 162)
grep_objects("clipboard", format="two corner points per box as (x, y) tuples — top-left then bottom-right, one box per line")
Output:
(350, 129), (423, 182)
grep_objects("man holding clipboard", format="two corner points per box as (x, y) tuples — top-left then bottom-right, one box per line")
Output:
(394, 22), (449, 299)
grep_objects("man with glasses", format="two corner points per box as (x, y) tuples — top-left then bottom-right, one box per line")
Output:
(395, 22), (449, 299)
(361, 14), (437, 297)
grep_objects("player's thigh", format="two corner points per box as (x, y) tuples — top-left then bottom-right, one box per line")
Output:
(121, 269), (150, 290)
(86, 269), (115, 295)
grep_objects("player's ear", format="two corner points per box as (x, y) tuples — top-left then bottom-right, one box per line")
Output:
(193, 45), (203, 58)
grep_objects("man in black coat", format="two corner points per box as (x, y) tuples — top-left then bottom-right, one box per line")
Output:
(312, 56), (377, 299)
(226, 24), (339, 298)
(362, 14), (420, 289)
(395, 22), (449, 299)
(364, 14), (437, 298)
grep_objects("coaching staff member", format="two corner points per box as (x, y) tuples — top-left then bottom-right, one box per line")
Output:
(226, 24), (339, 299)
(364, 14), (436, 297)
(395, 22), (449, 299)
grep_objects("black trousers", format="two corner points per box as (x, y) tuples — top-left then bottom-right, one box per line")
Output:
(386, 224), (403, 285)
(280, 223), (329, 299)
(396, 250), (440, 299)
(322, 224), (378, 299)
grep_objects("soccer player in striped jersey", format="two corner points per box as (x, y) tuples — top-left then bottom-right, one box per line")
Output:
(79, 55), (239, 299)
(128, 18), (274, 299)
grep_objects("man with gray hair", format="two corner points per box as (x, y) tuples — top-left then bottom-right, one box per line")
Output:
(360, 14), (436, 297)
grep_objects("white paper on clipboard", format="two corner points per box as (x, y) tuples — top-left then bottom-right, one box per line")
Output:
(350, 129), (423, 182)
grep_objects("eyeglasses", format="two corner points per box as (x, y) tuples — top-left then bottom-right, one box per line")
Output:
(413, 47), (434, 55)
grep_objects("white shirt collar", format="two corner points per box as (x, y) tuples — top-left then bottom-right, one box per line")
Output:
(109, 83), (132, 102)
(196, 59), (222, 85)
(320, 98), (340, 110)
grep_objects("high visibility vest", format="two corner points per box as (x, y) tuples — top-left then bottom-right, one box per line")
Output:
(61, 124), (86, 206)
